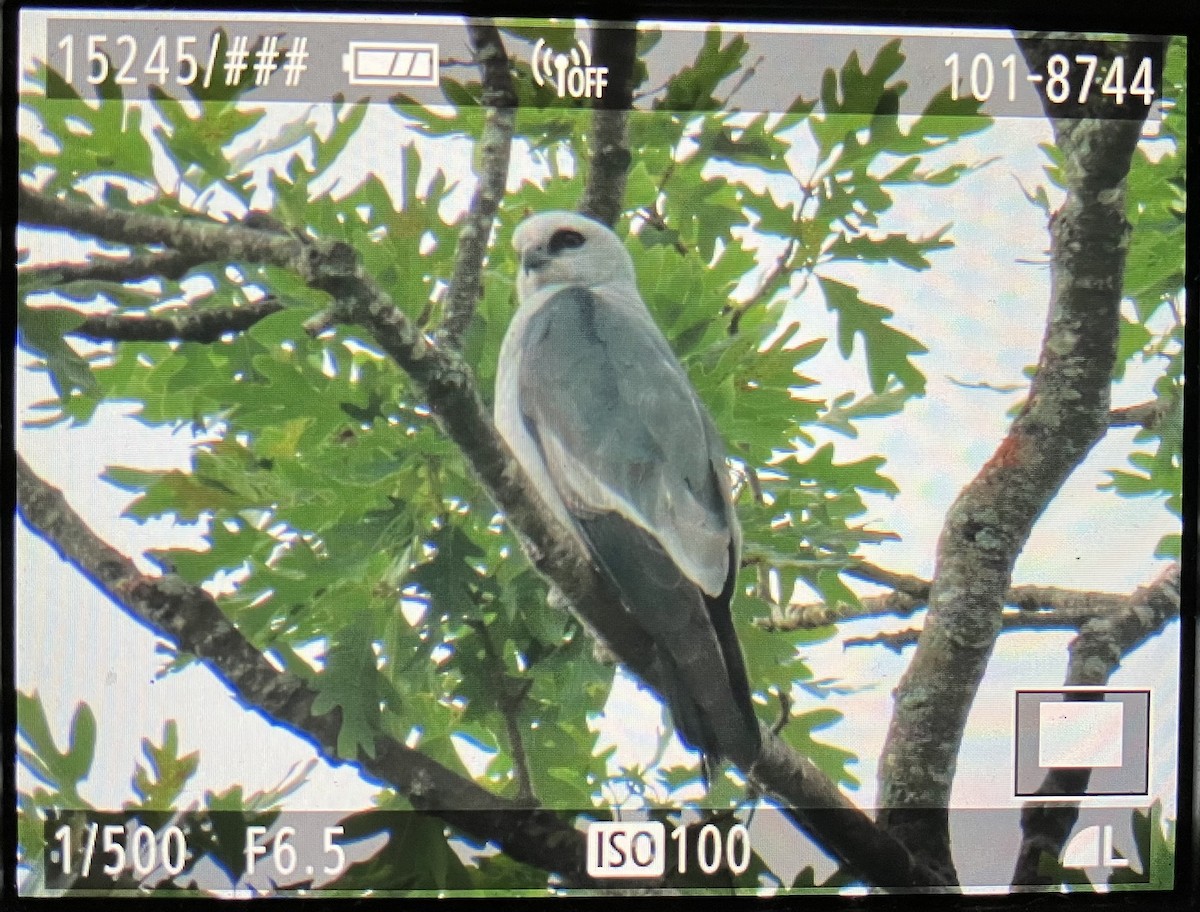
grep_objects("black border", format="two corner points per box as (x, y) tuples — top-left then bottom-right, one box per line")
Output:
(2, 1), (1196, 910)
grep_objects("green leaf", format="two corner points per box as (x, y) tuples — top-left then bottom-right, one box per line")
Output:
(17, 302), (95, 404)
(323, 811), (474, 891)
(818, 385), (910, 437)
(826, 228), (952, 271)
(311, 612), (384, 759)
(127, 721), (201, 811)
(315, 100), (369, 174)
(781, 708), (859, 787)
(818, 277), (927, 394)
(657, 27), (748, 112)
(16, 692), (96, 804)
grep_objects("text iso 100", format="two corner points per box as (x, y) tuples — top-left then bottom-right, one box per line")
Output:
(944, 42), (1163, 120)
(586, 820), (753, 880)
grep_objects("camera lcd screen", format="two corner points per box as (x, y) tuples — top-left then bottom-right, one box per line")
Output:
(10, 4), (1191, 903)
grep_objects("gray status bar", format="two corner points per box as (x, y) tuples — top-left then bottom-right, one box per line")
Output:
(39, 15), (1165, 121)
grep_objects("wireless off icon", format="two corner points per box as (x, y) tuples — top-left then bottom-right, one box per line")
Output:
(531, 37), (608, 99)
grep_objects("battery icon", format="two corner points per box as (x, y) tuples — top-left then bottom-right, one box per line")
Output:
(342, 41), (439, 87)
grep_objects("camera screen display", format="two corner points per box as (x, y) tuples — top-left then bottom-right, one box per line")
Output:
(12, 5), (1189, 901)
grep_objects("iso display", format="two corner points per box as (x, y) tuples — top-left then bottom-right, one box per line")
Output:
(586, 821), (752, 879)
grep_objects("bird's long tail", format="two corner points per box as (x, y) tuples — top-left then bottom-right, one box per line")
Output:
(578, 514), (761, 768)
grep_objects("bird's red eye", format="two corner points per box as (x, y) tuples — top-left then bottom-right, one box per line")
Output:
(548, 229), (585, 253)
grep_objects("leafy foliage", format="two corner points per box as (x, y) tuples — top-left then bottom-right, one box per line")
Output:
(1072, 41), (1185, 559)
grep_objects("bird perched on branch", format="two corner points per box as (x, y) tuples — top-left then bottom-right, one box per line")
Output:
(495, 210), (761, 769)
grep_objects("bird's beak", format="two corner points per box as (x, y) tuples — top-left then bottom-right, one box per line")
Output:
(522, 246), (550, 274)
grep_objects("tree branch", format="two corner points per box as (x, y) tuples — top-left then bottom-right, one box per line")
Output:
(467, 618), (537, 807)
(437, 23), (517, 346)
(15, 453), (587, 880)
(844, 628), (922, 651)
(727, 238), (797, 335)
(760, 568), (1167, 632)
(578, 25), (638, 228)
(748, 726), (949, 887)
(21, 187), (305, 265)
(1110, 399), (1171, 429)
(69, 298), (285, 343)
(1011, 563), (1180, 887)
(21, 248), (207, 286)
(18, 185), (944, 889)
(876, 34), (1150, 880)
(757, 590), (923, 631)
(844, 559), (931, 598)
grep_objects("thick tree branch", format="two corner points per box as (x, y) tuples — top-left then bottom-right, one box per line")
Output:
(876, 34), (1149, 880)
(21, 187), (305, 265)
(438, 23), (517, 346)
(1011, 563), (1180, 887)
(18, 185), (943, 888)
(15, 454), (587, 880)
(578, 25), (638, 228)
(69, 298), (285, 343)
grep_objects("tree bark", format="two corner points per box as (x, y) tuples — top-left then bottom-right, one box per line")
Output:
(876, 34), (1150, 880)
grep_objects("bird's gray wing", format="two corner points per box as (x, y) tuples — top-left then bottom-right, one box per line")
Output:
(516, 285), (759, 763)
(516, 285), (733, 597)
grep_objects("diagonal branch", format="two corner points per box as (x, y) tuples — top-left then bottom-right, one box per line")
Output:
(875, 34), (1151, 881)
(21, 187), (304, 265)
(438, 23), (517, 346)
(69, 298), (285, 343)
(15, 453), (588, 880)
(727, 238), (797, 335)
(18, 185), (943, 889)
(748, 726), (949, 887)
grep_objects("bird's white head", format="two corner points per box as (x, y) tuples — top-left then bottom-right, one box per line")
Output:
(511, 211), (636, 301)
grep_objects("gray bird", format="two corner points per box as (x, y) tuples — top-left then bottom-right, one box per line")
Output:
(495, 210), (761, 768)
